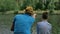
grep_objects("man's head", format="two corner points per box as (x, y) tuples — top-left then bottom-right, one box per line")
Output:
(25, 6), (34, 16)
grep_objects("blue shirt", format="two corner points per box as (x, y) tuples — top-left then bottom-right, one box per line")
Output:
(37, 20), (52, 34)
(13, 14), (35, 34)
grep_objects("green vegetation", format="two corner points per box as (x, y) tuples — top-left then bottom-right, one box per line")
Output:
(0, 0), (17, 12)
(0, 0), (60, 34)
(0, 0), (60, 12)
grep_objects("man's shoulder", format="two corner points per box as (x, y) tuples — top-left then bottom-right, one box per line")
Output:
(15, 14), (23, 17)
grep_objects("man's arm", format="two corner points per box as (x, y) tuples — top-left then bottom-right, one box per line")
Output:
(11, 18), (16, 31)
(32, 14), (37, 18)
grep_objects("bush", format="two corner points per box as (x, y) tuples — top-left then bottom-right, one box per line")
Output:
(14, 11), (18, 14)
(35, 2), (43, 10)
(0, 0), (17, 12)
(54, 2), (60, 10)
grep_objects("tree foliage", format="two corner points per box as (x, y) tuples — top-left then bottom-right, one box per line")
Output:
(0, 0), (60, 12)
(0, 0), (17, 12)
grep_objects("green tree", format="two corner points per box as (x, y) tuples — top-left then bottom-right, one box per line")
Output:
(0, 0), (17, 12)
(54, 0), (60, 10)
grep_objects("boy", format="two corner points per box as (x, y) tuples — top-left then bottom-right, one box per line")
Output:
(37, 12), (52, 34)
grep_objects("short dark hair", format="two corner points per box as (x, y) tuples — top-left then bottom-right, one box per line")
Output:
(42, 12), (48, 19)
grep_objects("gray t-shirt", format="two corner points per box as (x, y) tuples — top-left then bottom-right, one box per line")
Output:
(37, 20), (52, 34)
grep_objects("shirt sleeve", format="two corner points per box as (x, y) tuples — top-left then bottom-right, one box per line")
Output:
(36, 24), (40, 34)
(13, 17), (16, 24)
(11, 16), (16, 31)
(49, 24), (52, 34)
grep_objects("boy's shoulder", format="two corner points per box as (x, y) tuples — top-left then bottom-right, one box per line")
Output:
(48, 22), (52, 26)
(37, 21), (42, 25)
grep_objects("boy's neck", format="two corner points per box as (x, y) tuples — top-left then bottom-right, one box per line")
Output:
(42, 19), (48, 22)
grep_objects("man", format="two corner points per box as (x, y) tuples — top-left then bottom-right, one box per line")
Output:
(11, 6), (36, 34)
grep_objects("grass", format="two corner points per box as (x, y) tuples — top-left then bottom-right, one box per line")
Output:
(0, 13), (60, 34)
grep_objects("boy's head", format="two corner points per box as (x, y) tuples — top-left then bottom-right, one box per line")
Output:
(42, 12), (48, 20)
